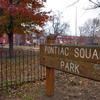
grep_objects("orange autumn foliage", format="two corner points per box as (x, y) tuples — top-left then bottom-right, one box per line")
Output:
(0, 0), (50, 34)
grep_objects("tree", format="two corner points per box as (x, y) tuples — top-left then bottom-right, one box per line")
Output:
(88, 0), (100, 9)
(0, 0), (49, 52)
(44, 12), (70, 35)
(79, 18), (100, 43)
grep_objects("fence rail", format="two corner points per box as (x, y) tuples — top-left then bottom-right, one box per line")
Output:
(0, 49), (46, 89)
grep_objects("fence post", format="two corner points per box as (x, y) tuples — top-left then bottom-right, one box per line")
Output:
(46, 68), (55, 96)
(45, 35), (56, 96)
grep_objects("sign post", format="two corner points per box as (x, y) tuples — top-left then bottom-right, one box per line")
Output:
(46, 67), (55, 96)
(45, 36), (56, 96)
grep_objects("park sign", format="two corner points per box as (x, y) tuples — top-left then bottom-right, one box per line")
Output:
(40, 44), (100, 81)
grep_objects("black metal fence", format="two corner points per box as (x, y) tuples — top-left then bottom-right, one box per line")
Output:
(0, 49), (46, 89)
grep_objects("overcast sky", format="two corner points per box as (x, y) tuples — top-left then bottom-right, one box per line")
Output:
(45, 0), (100, 36)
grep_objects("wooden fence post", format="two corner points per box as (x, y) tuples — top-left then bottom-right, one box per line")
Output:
(45, 35), (56, 96)
(46, 68), (55, 96)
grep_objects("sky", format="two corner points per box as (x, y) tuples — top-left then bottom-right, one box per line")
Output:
(45, 0), (100, 36)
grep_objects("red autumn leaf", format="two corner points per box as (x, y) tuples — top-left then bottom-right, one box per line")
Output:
(0, 0), (50, 34)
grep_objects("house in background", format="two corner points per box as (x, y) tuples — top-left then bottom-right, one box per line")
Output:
(0, 34), (8, 45)
(0, 34), (28, 46)
(1, 33), (100, 46)
(47, 34), (100, 45)
(14, 33), (46, 46)
(56, 35), (79, 45)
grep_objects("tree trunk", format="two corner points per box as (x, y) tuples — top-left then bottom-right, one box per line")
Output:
(8, 31), (13, 57)
(7, 14), (14, 56)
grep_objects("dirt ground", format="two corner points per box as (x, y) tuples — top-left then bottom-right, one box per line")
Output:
(0, 73), (100, 100)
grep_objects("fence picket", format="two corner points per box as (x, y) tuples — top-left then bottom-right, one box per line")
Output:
(0, 49), (46, 89)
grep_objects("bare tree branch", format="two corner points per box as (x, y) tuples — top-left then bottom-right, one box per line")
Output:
(44, 12), (70, 35)
(89, 0), (99, 6)
(66, 0), (80, 8)
(87, 0), (100, 9)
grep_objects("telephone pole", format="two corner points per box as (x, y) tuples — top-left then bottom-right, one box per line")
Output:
(75, 5), (77, 36)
